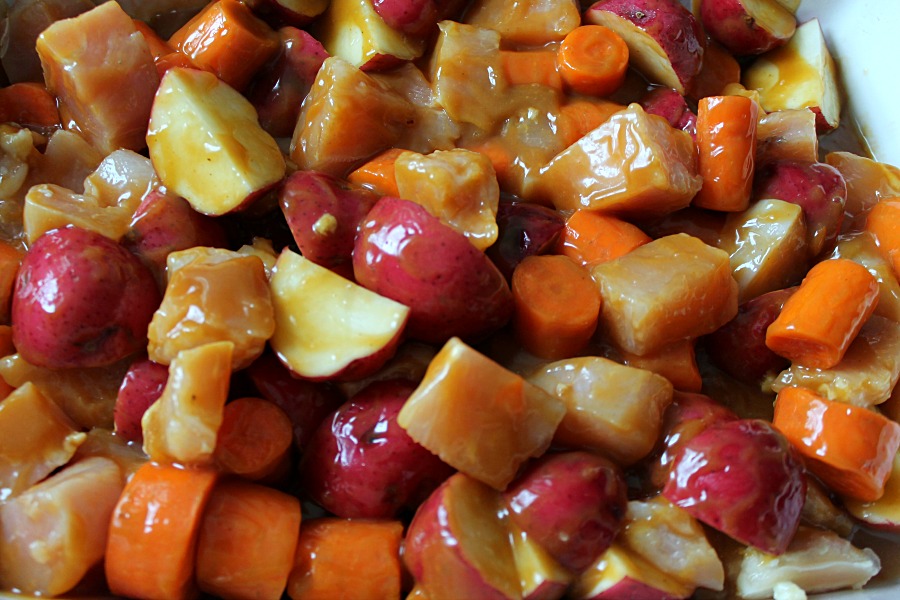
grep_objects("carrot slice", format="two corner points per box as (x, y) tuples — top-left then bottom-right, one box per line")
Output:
(511, 254), (602, 360)
(766, 258), (880, 369)
(196, 479), (302, 600)
(500, 50), (563, 89)
(557, 210), (651, 267)
(214, 396), (293, 482)
(0, 83), (60, 131)
(287, 518), (404, 600)
(774, 386), (900, 502)
(168, 0), (279, 91)
(556, 99), (624, 147)
(865, 197), (900, 278)
(105, 462), (218, 600)
(347, 148), (404, 197)
(693, 95), (759, 212)
(556, 25), (629, 97)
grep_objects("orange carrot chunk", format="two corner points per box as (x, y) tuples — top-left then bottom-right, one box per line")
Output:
(556, 25), (629, 97)
(347, 148), (404, 197)
(620, 339), (702, 393)
(196, 479), (302, 600)
(500, 50), (563, 89)
(0, 240), (22, 323)
(557, 209), (651, 267)
(774, 386), (900, 502)
(168, 0), (279, 91)
(105, 462), (218, 600)
(511, 254), (602, 360)
(693, 95), (759, 212)
(214, 396), (293, 482)
(766, 258), (880, 369)
(0, 83), (60, 131)
(287, 518), (404, 600)
(866, 197), (900, 278)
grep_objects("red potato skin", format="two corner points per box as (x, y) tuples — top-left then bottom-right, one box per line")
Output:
(662, 418), (807, 555)
(249, 27), (328, 138)
(114, 358), (169, 443)
(504, 452), (628, 573)
(12, 226), (161, 369)
(246, 351), (344, 452)
(299, 379), (455, 519)
(124, 189), (228, 287)
(353, 196), (514, 344)
(279, 170), (380, 270)
(753, 160), (847, 258)
(703, 287), (797, 385)
(586, 0), (705, 93)
(699, 0), (793, 56)
(645, 391), (739, 490)
(486, 201), (566, 282)
(639, 87), (697, 137)
(372, 0), (439, 37)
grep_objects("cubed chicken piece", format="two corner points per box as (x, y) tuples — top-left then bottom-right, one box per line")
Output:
(591, 233), (738, 356)
(464, 0), (581, 46)
(536, 104), (702, 217)
(397, 337), (565, 490)
(720, 199), (808, 303)
(0, 382), (84, 500)
(527, 357), (673, 465)
(291, 57), (417, 177)
(0, 457), (123, 596)
(148, 248), (275, 371)
(141, 341), (233, 466)
(395, 148), (499, 251)
(36, 1), (159, 154)
(769, 316), (900, 408)
(428, 21), (508, 132)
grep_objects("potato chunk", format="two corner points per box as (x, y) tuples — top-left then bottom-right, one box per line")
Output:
(36, 1), (158, 154)
(527, 357), (673, 465)
(591, 233), (738, 356)
(536, 104), (702, 217)
(464, 0), (581, 46)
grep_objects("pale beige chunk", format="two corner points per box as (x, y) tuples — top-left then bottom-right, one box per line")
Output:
(591, 234), (738, 356)
(464, 0), (581, 45)
(826, 151), (900, 235)
(527, 357), (673, 465)
(536, 104), (702, 217)
(36, 1), (159, 154)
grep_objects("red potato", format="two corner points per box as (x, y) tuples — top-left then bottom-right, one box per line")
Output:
(124, 189), (228, 286)
(638, 87), (696, 136)
(405, 472), (521, 600)
(269, 250), (409, 381)
(246, 352), (344, 452)
(508, 525), (571, 600)
(704, 287), (797, 385)
(353, 197), (514, 344)
(12, 226), (160, 369)
(571, 542), (693, 600)
(114, 358), (169, 443)
(372, 0), (440, 37)
(699, 0), (796, 56)
(585, 0), (705, 95)
(485, 201), (566, 282)
(299, 379), (454, 519)
(504, 452), (628, 573)
(248, 27), (328, 138)
(646, 391), (738, 490)
(148, 67), (286, 216)
(279, 170), (380, 270)
(753, 160), (848, 258)
(663, 419), (807, 555)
